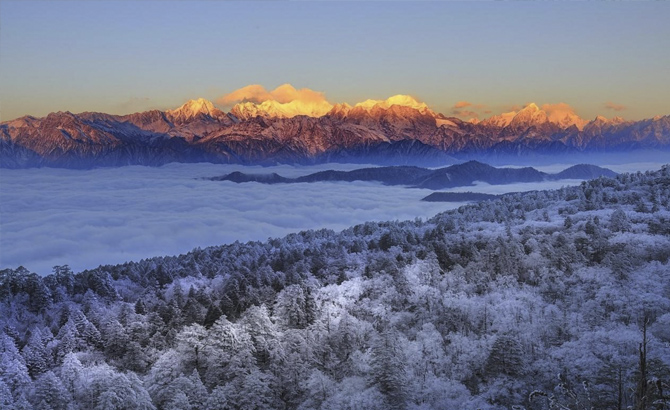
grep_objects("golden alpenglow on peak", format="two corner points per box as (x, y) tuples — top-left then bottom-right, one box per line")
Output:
(230, 99), (334, 120)
(354, 95), (430, 112)
(214, 85), (612, 130)
(223, 86), (435, 120)
(222, 84), (334, 120)
(167, 98), (218, 118)
(483, 102), (589, 130)
(541, 103), (588, 130)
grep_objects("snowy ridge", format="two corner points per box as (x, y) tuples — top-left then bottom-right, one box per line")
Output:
(166, 98), (219, 119)
(1, 99), (669, 168)
(230, 99), (334, 120)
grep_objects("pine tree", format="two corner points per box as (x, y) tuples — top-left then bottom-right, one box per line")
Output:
(32, 371), (72, 410)
(0, 380), (14, 410)
(275, 285), (311, 329)
(0, 333), (33, 398)
(204, 386), (228, 410)
(635, 318), (649, 410)
(611, 209), (631, 233)
(22, 328), (50, 378)
(485, 334), (525, 377)
(175, 324), (207, 373)
(134, 298), (147, 315)
(225, 370), (277, 410)
(369, 329), (408, 410)
(163, 392), (191, 410)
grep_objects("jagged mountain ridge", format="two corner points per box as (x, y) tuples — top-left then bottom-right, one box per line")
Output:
(208, 160), (618, 190)
(2, 97), (669, 168)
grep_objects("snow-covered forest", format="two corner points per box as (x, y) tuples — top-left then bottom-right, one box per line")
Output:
(2, 166), (670, 410)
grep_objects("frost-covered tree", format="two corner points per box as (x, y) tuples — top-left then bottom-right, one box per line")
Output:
(203, 316), (256, 387)
(240, 305), (279, 367)
(0, 380), (14, 410)
(610, 208), (632, 233)
(274, 284), (315, 329)
(369, 328), (408, 410)
(175, 324), (207, 373)
(32, 371), (71, 410)
(22, 328), (51, 378)
(225, 370), (277, 410)
(0, 333), (32, 401)
(485, 334), (525, 378)
(204, 386), (229, 410)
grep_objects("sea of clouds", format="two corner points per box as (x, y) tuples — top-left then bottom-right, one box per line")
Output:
(0, 161), (664, 276)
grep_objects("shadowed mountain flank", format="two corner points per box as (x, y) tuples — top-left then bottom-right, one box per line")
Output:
(207, 161), (618, 191)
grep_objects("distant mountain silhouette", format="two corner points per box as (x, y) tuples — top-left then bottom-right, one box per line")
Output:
(208, 161), (618, 190)
(421, 192), (499, 202)
(553, 164), (618, 180)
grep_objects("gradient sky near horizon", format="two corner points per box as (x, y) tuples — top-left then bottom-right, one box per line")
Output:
(1, 1), (669, 122)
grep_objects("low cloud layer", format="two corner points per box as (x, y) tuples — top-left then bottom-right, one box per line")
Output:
(0, 164), (452, 275)
(3, 161), (660, 276)
(453, 101), (473, 109)
(452, 109), (479, 119)
(604, 101), (627, 112)
(451, 101), (488, 119)
(503, 104), (523, 113)
(540, 102), (587, 128)
(541, 102), (577, 119)
(114, 97), (152, 112)
(218, 84), (330, 106)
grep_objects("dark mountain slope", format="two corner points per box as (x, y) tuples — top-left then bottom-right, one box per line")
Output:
(553, 164), (619, 180)
(208, 160), (617, 190)
(421, 192), (499, 202)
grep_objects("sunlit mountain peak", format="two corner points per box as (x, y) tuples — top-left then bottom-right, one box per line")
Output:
(481, 102), (587, 130)
(354, 94), (430, 113)
(167, 98), (219, 119)
(231, 99), (334, 120)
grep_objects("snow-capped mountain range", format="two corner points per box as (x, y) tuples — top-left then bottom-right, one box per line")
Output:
(1, 96), (669, 168)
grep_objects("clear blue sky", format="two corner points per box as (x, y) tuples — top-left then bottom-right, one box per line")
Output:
(1, 1), (669, 121)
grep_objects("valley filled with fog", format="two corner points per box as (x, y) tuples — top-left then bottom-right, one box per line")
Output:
(0, 161), (664, 275)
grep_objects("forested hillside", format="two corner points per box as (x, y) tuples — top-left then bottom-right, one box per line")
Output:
(2, 167), (670, 410)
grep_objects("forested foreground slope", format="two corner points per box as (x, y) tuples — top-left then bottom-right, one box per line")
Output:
(2, 167), (670, 410)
